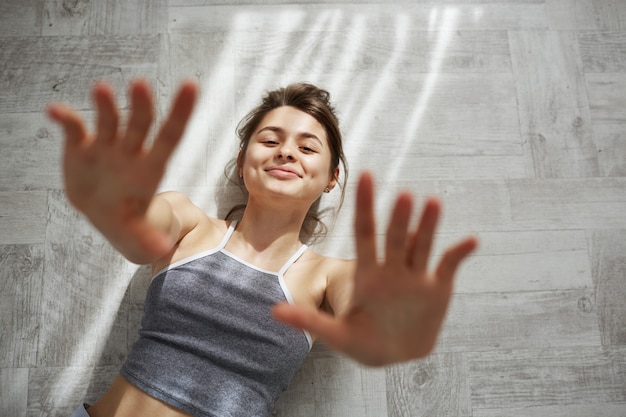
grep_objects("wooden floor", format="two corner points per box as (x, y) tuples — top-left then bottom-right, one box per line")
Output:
(1, 0), (625, 416)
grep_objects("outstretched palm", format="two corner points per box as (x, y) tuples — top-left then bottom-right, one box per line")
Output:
(47, 80), (197, 261)
(274, 172), (477, 366)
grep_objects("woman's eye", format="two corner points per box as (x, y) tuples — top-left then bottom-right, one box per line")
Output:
(301, 146), (316, 153)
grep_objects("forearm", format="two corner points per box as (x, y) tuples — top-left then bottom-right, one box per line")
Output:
(90, 194), (180, 265)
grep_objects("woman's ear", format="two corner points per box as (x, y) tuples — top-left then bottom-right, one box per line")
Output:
(236, 150), (244, 178)
(327, 167), (340, 191)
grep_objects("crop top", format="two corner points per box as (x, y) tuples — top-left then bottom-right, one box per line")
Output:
(120, 221), (312, 417)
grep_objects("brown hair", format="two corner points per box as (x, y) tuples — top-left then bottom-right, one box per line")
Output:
(227, 83), (348, 243)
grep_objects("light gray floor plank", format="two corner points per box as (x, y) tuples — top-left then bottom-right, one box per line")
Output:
(43, 0), (168, 36)
(232, 29), (513, 75)
(579, 31), (626, 72)
(455, 232), (591, 293)
(169, 3), (548, 32)
(0, 0), (41, 37)
(586, 73), (626, 176)
(321, 180), (512, 237)
(508, 178), (626, 229)
(158, 32), (237, 189)
(475, 403), (626, 417)
(588, 229), (626, 346)
(1, 368), (28, 417)
(272, 358), (316, 416)
(0, 112), (63, 191)
(469, 347), (626, 409)
(311, 357), (387, 417)
(439, 289), (601, 353)
(0, 192), (48, 245)
(386, 353), (471, 417)
(510, 30), (599, 178)
(38, 191), (133, 367)
(587, 72), (626, 124)
(547, 0), (626, 30)
(0, 36), (160, 114)
(27, 366), (119, 416)
(0, 245), (44, 368)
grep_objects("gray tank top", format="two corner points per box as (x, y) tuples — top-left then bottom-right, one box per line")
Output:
(120, 221), (312, 417)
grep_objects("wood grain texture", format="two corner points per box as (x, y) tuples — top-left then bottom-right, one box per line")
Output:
(508, 178), (626, 229)
(579, 31), (626, 72)
(439, 289), (601, 352)
(510, 30), (599, 178)
(43, 0), (168, 36)
(27, 365), (119, 416)
(468, 347), (626, 409)
(0, 192), (47, 245)
(310, 357), (387, 417)
(38, 190), (133, 367)
(547, 0), (626, 30)
(386, 353), (471, 417)
(1, 368), (28, 417)
(1, 1), (625, 416)
(475, 403), (626, 417)
(588, 230), (626, 346)
(586, 72), (626, 176)
(158, 32), (238, 189)
(170, 3), (548, 32)
(0, 36), (159, 113)
(0, 0), (41, 37)
(232, 30), (512, 75)
(0, 245), (44, 368)
(0, 113), (63, 191)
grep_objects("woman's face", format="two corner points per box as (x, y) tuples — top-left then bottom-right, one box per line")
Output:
(240, 106), (338, 206)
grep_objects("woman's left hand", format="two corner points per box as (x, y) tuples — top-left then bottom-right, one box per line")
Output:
(273, 172), (477, 366)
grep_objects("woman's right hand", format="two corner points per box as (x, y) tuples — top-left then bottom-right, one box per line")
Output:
(47, 79), (198, 263)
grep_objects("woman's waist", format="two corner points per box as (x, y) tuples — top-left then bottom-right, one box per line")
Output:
(86, 374), (194, 417)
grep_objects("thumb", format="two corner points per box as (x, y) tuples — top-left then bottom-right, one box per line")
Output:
(272, 303), (351, 352)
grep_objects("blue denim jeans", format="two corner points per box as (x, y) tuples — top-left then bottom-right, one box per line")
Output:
(70, 404), (90, 417)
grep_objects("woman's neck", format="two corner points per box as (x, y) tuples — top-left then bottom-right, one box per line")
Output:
(230, 197), (308, 257)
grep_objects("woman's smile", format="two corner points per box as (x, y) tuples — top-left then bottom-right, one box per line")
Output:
(265, 165), (302, 179)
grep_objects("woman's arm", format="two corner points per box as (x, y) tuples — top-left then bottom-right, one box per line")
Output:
(273, 172), (478, 366)
(47, 79), (198, 264)
(322, 259), (355, 318)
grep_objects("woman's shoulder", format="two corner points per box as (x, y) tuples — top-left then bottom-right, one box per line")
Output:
(151, 193), (231, 273)
(157, 191), (228, 233)
(303, 248), (356, 277)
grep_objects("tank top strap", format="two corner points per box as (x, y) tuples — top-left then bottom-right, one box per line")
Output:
(278, 244), (308, 276)
(216, 220), (237, 250)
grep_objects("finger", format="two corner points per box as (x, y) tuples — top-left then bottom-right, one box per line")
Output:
(354, 172), (377, 266)
(92, 82), (119, 146)
(384, 192), (412, 266)
(409, 197), (441, 271)
(123, 80), (154, 153)
(435, 236), (478, 285)
(47, 104), (89, 148)
(149, 80), (198, 168)
(272, 303), (351, 352)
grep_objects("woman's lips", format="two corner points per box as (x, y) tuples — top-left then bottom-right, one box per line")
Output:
(265, 166), (301, 179)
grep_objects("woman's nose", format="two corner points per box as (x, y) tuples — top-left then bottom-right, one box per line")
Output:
(276, 143), (296, 160)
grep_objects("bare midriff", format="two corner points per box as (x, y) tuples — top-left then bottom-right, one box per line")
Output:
(86, 375), (193, 417)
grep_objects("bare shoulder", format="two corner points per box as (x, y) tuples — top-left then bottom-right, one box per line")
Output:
(151, 192), (229, 273)
(302, 251), (355, 316)
(156, 191), (224, 231)
(299, 249), (355, 276)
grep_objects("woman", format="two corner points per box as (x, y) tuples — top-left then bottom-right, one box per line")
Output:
(47, 80), (477, 417)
